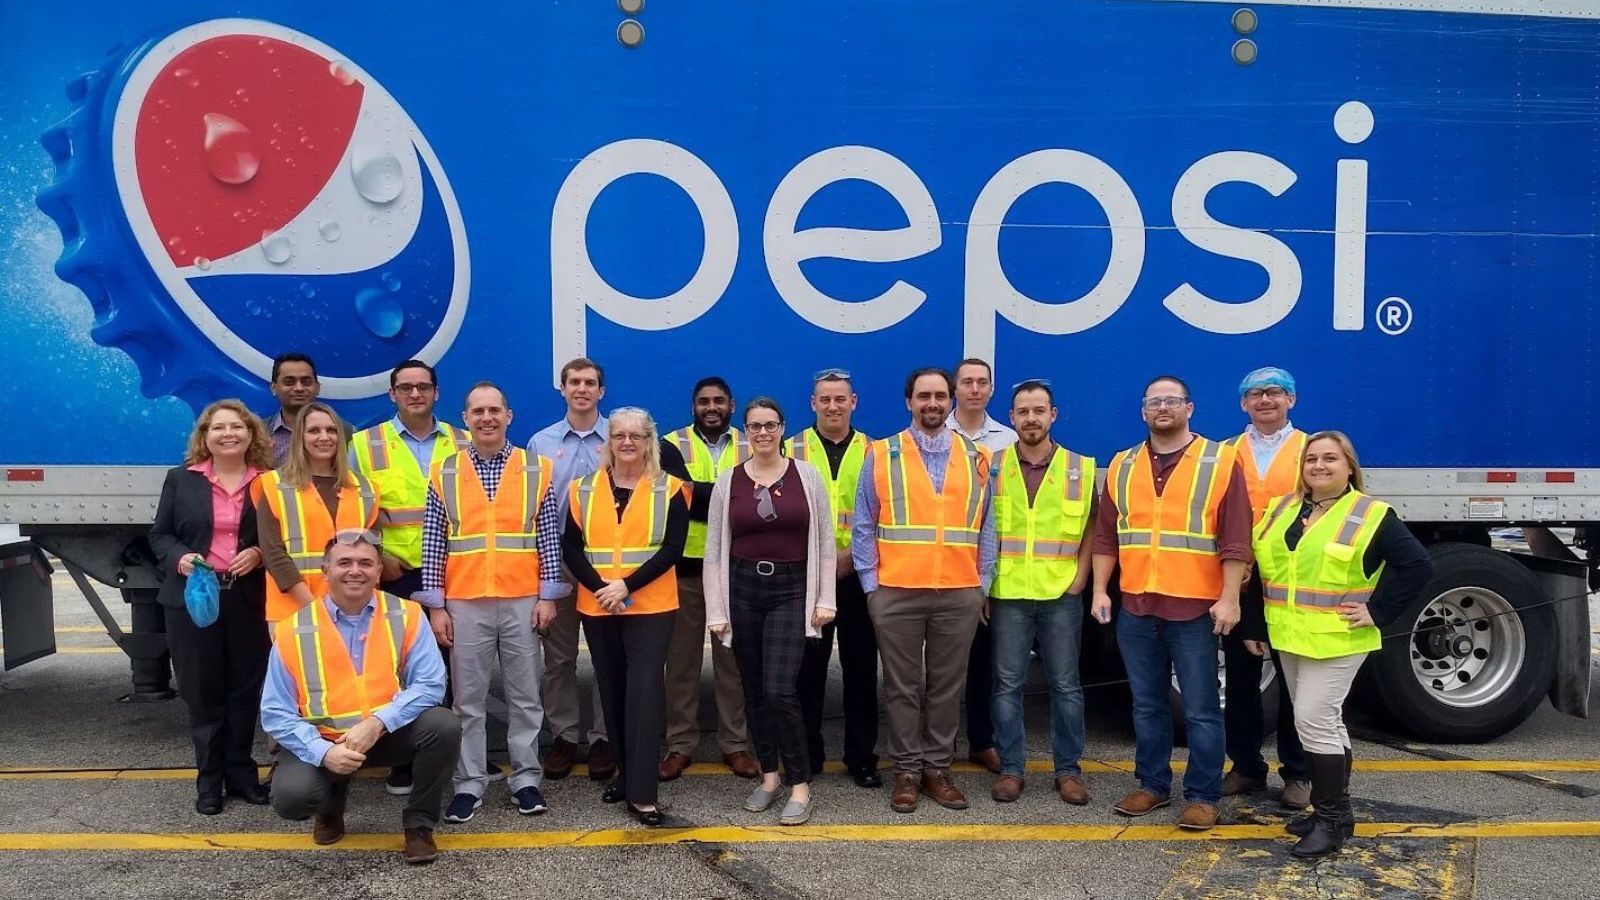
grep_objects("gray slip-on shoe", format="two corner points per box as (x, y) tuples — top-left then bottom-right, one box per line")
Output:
(744, 783), (783, 812)
(779, 795), (812, 826)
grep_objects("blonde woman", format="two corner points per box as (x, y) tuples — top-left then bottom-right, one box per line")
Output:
(704, 397), (837, 826)
(1248, 431), (1433, 858)
(253, 402), (381, 623)
(560, 407), (690, 826)
(149, 399), (275, 815)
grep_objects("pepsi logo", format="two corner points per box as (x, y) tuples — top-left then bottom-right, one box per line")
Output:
(110, 19), (469, 400)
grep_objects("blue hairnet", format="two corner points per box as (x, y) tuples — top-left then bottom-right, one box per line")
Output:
(1238, 366), (1296, 398)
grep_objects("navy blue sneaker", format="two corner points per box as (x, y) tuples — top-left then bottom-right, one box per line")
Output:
(515, 785), (548, 816)
(442, 793), (482, 824)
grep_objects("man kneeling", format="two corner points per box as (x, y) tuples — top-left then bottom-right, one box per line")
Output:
(262, 530), (459, 864)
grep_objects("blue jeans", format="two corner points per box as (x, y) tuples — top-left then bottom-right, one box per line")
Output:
(990, 595), (1086, 779)
(1116, 610), (1224, 804)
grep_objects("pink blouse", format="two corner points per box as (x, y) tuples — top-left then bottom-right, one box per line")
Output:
(186, 459), (261, 570)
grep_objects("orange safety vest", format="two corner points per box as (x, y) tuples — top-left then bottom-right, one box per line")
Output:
(871, 429), (991, 589)
(430, 447), (551, 600)
(1225, 429), (1306, 521)
(255, 469), (381, 624)
(273, 592), (422, 740)
(1105, 437), (1238, 602)
(568, 468), (690, 616)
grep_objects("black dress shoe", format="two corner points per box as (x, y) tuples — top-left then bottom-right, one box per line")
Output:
(628, 804), (666, 827)
(225, 782), (270, 805)
(601, 782), (626, 804)
(195, 793), (225, 816)
(850, 766), (883, 789)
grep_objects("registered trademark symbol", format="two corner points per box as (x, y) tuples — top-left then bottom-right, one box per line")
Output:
(1376, 296), (1412, 335)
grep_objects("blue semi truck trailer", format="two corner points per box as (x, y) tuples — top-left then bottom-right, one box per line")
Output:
(1, 0), (1595, 741)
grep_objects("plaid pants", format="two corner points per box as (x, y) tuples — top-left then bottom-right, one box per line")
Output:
(729, 558), (812, 785)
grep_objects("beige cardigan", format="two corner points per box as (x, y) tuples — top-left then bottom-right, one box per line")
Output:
(704, 458), (837, 647)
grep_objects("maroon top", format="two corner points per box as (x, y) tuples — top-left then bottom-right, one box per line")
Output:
(1091, 438), (1253, 622)
(728, 460), (811, 563)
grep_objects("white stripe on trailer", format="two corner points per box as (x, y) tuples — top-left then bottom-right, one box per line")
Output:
(1177, 0), (1600, 20)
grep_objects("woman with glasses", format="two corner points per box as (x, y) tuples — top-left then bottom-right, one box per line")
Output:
(149, 399), (276, 815)
(1247, 431), (1433, 858)
(253, 402), (383, 625)
(561, 408), (690, 826)
(704, 398), (837, 825)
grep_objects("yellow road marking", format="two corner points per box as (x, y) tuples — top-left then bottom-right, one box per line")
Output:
(5, 758), (1600, 781)
(0, 821), (1594, 852)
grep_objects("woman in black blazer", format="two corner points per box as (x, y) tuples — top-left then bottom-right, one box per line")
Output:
(148, 399), (276, 815)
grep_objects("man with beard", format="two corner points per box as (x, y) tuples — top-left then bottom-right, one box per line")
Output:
(1091, 375), (1251, 832)
(659, 377), (756, 780)
(1220, 367), (1311, 811)
(852, 367), (994, 814)
(788, 368), (881, 789)
(985, 379), (1094, 806)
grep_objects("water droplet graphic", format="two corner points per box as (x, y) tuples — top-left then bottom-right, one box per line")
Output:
(381, 272), (402, 292)
(234, 88), (249, 102)
(245, 299), (263, 316)
(356, 287), (404, 338)
(298, 283), (317, 299)
(193, 256), (212, 271)
(172, 67), (199, 88)
(203, 113), (259, 185)
(318, 220), (342, 242)
(166, 236), (182, 248)
(260, 230), (292, 264)
(352, 151), (404, 204)
(329, 60), (357, 86)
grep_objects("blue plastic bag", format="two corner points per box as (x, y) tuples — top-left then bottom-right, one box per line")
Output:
(185, 561), (220, 628)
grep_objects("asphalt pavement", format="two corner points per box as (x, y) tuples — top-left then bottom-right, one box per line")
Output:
(2, 577), (1598, 899)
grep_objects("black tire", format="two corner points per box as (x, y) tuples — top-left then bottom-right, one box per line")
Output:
(1169, 648), (1280, 746)
(1363, 543), (1554, 743)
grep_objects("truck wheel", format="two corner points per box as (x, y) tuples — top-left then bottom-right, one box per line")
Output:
(1366, 542), (1554, 742)
(1169, 648), (1280, 745)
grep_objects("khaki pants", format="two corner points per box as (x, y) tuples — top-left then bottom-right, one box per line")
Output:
(541, 586), (608, 745)
(1278, 650), (1368, 755)
(868, 585), (983, 774)
(663, 573), (750, 756)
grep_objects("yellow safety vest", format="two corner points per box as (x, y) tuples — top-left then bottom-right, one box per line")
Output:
(1253, 490), (1388, 659)
(668, 426), (748, 559)
(349, 420), (469, 568)
(990, 444), (1095, 600)
(785, 427), (869, 550)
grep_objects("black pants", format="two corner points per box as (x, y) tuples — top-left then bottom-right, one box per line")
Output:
(729, 559), (811, 785)
(798, 571), (879, 772)
(964, 619), (995, 752)
(1223, 633), (1309, 783)
(584, 610), (675, 806)
(272, 707), (461, 829)
(163, 587), (269, 797)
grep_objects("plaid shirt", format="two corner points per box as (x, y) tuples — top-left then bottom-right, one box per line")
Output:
(421, 441), (561, 601)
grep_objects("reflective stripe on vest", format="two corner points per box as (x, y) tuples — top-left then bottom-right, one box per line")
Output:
(570, 469), (682, 615)
(259, 469), (382, 623)
(352, 421), (469, 568)
(672, 426), (748, 559)
(872, 430), (989, 589)
(990, 445), (1096, 600)
(786, 428), (869, 549)
(433, 448), (547, 599)
(1226, 430), (1307, 521)
(1104, 437), (1235, 600)
(278, 593), (415, 738)
(1254, 491), (1387, 658)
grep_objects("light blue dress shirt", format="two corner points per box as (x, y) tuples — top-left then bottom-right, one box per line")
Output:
(260, 595), (448, 768)
(850, 427), (996, 594)
(528, 414), (609, 522)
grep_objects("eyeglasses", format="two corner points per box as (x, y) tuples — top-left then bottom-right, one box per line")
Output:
(1011, 378), (1052, 390)
(754, 477), (785, 522)
(393, 382), (436, 395)
(745, 421), (784, 433)
(611, 432), (648, 444)
(1141, 396), (1189, 411)
(332, 529), (383, 547)
(1243, 386), (1288, 401)
(813, 367), (851, 382)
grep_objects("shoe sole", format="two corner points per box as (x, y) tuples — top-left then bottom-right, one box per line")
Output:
(890, 801), (918, 814)
(1176, 821), (1218, 831)
(780, 811), (812, 826)
(518, 805), (548, 816)
(921, 791), (970, 810)
(384, 785), (413, 797)
(312, 834), (345, 846)
(1112, 799), (1171, 817)
(403, 852), (437, 865)
(543, 768), (572, 781)
(442, 802), (482, 824)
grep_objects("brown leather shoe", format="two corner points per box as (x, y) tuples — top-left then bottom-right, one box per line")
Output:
(402, 827), (438, 864)
(1279, 779), (1311, 810)
(967, 747), (1002, 774)
(1055, 774), (1089, 806)
(920, 769), (970, 810)
(1220, 769), (1266, 796)
(890, 772), (920, 813)
(658, 751), (693, 782)
(724, 751), (760, 779)
(312, 810), (345, 846)
(586, 739), (617, 781)
(542, 738), (577, 780)
(990, 774), (1023, 803)
(1177, 802), (1220, 831)
(1111, 788), (1170, 817)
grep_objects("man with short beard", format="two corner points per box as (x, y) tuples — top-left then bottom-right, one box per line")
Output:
(1091, 375), (1252, 833)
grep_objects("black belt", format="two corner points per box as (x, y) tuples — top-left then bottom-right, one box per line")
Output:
(733, 558), (805, 577)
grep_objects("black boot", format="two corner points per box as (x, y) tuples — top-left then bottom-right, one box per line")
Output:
(1291, 753), (1348, 859)
(1286, 748), (1355, 839)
